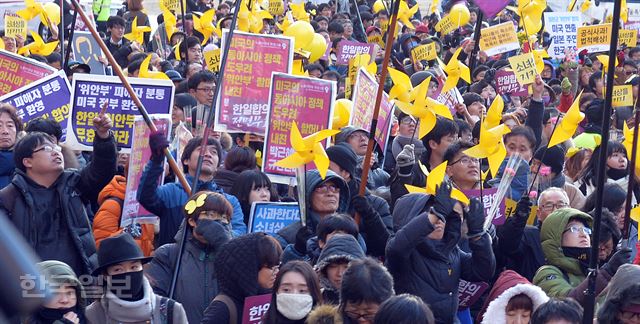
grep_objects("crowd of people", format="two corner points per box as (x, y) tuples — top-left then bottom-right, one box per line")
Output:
(3, 0), (640, 322)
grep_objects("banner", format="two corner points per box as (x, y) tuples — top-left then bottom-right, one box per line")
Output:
(351, 68), (394, 154)
(495, 69), (528, 96)
(242, 294), (271, 324)
(411, 43), (438, 62)
(462, 187), (506, 225)
(262, 73), (336, 184)
(215, 31), (294, 135)
(577, 24), (611, 53)
(0, 71), (71, 138)
(248, 202), (301, 234)
(335, 40), (375, 65)
(544, 12), (581, 58)
(613, 85), (634, 107)
(72, 31), (106, 75)
(65, 74), (174, 152)
(619, 29), (638, 48)
(0, 49), (56, 96)
(121, 116), (171, 227)
(458, 280), (490, 309)
(474, 0), (510, 18)
(508, 53), (537, 86)
(479, 22), (520, 56)
(4, 14), (27, 38)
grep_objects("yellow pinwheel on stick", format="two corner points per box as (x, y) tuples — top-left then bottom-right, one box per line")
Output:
(439, 47), (471, 93)
(18, 31), (58, 56)
(124, 17), (151, 45)
(332, 99), (353, 130)
(388, 67), (414, 103)
(405, 161), (470, 204)
(139, 54), (170, 80)
(193, 9), (220, 44)
(395, 77), (453, 139)
(548, 91), (584, 148)
(623, 121), (640, 172)
(275, 122), (340, 179)
(160, 2), (178, 39)
(398, 0), (419, 29)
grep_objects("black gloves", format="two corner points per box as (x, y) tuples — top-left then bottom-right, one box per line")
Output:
(515, 196), (532, 220)
(432, 182), (456, 221)
(603, 247), (632, 276)
(352, 195), (376, 220)
(294, 226), (314, 254)
(149, 130), (169, 163)
(466, 198), (486, 238)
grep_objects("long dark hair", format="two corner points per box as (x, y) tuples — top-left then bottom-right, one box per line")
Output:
(229, 170), (279, 225)
(263, 261), (323, 324)
(578, 141), (627, 187)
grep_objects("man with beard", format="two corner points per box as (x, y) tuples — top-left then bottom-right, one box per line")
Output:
(145, 191), (233, 323)
(137, 135), (246, 247)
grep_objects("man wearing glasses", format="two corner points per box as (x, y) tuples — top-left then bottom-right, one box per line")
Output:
(0, 111), (116, 277)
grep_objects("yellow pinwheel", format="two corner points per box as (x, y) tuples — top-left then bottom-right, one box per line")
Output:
(485, 95), (504, 129)
(622, 0), (629, 22)
(292, 59), (308, 76)
(256, 150), (263, 168)
(351, 53), (377, 76)
(622, 121), (640, 172)
(161, 2), (179, 40)
(193, 9), (220, 44)
(18, 31), (58, 56)
(439, 47), (471, 93)
(276, 15), (292, 32)
(532, 49), (550, 74)
(597, 55), (618, 73)
(173, 41), (182, 60)
(518, 0), (546, 35)
(465, 122), (511, 178)
(398, 0), (419, 29)
(405, 161), (470, 204)
(16, 0), (43, 21)
(580, 0), (591, 12)
(275, 122), (340, 179)
(139, 54), (169, 80)
(124, 17), (151, 44)
(429, 0), (440, 14)
(548, 91), (584, 148)
(388, 67), (414, 103)
(396, 77), (453, 139)
(290, 2), (310, 22)
(333, 99), (353, 130)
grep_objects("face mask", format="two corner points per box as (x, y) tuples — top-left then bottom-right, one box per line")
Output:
(276, 293), (314, 320)
(563, 246), (591, 274)
(195, 218), (232, 248)
(108, 270), (144, 301)
(39, 306), (75, 320)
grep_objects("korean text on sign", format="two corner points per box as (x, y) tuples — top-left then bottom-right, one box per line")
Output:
(248, 202), (301, 234)
(335, 40), (375, 65)
(242, 294), (272, 324)
(544, 12), (581, 59)
(495, 70), (528, 96)
(577, 24), (611, 53)
(215, 31), (293, 136)
(351, 68), (394, 154)
(0, 49), (56, 96)
(462, 187), (506, 225)
(479, 22), (519, 56)
(508, 53), (537, 86)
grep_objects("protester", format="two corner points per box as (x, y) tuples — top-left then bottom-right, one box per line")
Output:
(373, 294), (435, 324)
(480, 270), (549, 323)
(596, 264), (640, 324)
(531, 298), (583, 324)
(0, 104), (21, 189)
(229, 169), (280, 225)
(213, 146), (258, 193)
(314, 234), (365, 304)
(24, 117), (80, 170)
(263, 261), (323, 323)
(104, 16), (137, 68)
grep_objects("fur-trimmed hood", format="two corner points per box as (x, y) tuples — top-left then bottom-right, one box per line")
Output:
(597, 264), (640, 323)
(306, 304), (343, 324)
(481, 284), (549, 323)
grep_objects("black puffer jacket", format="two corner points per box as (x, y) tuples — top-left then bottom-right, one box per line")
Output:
(385, 193), (495, 324)
(597, 264), (640, 323)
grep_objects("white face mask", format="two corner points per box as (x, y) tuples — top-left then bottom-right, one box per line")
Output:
(276, 293), (314, 320)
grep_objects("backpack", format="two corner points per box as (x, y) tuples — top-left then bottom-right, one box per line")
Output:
(159, 297), (175, 324)
(213, 294), (238, 324)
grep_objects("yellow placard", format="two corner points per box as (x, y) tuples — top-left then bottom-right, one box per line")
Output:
(411, 43), (438, 62)
(613, 85), (634, 107)
(619, 29), (638, 47)
(435, 14), (461, 35)
(577, 24), (612, 51)
(479, 22), (520, 56)
(204, 48), (221, 72)
(508, 53), (537, 85)
(4, 15), (27, 39)
(268, 0), (284, 15)
(367, 34), (384, 48)
(504, 198), (539, 226)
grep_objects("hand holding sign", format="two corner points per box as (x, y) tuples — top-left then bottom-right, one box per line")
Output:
(94, 102), (113, 139)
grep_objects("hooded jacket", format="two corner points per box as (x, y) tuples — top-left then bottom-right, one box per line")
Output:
(137, 159), (246, 246)
(597, 264), (640, 323)
(314, 234), (365, 304)
(480, 270), (549, 323)
(385, 193), (495, 324)
(93, 175), (154, 256)
(533, 208), (611, 302)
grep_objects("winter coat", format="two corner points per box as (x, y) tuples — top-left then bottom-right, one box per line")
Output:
(497, 211), (545, 282)
(201, 233), (271, 324)
(306, 305), (344, 324)
(145, 231), (219, 324)
(212, 169), (238, 194)
(0, 135), (116, 276)
(104, 38), (133, 69)
(280, 233), (367, 265)
(354, 156), (389, 190)
(93, 175), (154, 256)
(0, 149), (14, 189)
(480, 270), (549, 323)
(345, 179), (392, 257)
(85, 277), (188, 323)
(137, 159), (246, 246)
(597, 264), (640, 323)
(533, 208), (611, 302)
(314, 234), (365, 304)
(385, 193), (496, 324)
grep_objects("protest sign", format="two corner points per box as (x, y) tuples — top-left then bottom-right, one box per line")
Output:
(626, 20), (640, 40)
(458, 280), (490, 309)
(215, 31), (294, 135)
(435, 13), (464, 35)
(65, 74), (174, 152)
(508, 53), (537, 86)
(577, 24), (611, 52)
(613, 85), (634, 107)
(335, 40), (375, 65)
(462, 187), (506, 225)
(162, 0), (181, 11)
(474, 0), (510, 18)
(0, 49), (56, 96)
(204, 48), (221, 72)
(4, 14), (27, 39)
(495, 69), (528, 96)
(411, 43), (438, 62)
(121, 116), (171, 227)
(248, 202), (301, 234)
(0, 70), (71, 138)
(544, 12), (581, 58)
(351, 68), (394, 154)
(479, 22), (519, 56)
(72, 31), (106, 75)
(262, 73), (336, 184)
(619, 29), (638, 47)
(367, 34), (384, 48)
(242, 294), (272, 324)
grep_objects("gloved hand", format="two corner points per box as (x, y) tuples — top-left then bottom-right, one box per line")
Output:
(514, 196), (532, 220)
(149, 130), (169, 162)
(561, 77), (572, 93)
(465, 198), (486, 238)
(396, 144), (415, 168)
(352, 195), (376, 220)
(294, 226), (314, 254)
(603, 247), (632, 276)
(432, 182), (456, 221)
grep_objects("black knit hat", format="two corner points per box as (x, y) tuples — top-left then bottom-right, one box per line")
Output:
(534, 145), (566, 176)
(326, 143), (358, 177)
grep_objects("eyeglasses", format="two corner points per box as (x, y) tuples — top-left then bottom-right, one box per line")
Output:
(563, 225), (592, 235)
(450, 156), (479, 166)
(33, 144), (62, 154)
(540, 202), (569, 212)
(344, 310), (376, 321)
(262, 264), (279, 272)
(626, 70), (638, 76)
(197, 87), (216, 93)
(315, 184), (339, 194)
(400, 117), (416, 125)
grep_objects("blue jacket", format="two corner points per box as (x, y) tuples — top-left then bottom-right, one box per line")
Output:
(0, 150), (14, 189)
(137, 159), (247, 246)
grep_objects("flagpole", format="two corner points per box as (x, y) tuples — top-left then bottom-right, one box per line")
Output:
(356, 0), (401, 225)
(64, 0), (78, 69)
(59, 0), (65, 65)
(467, 11), (483, 73)
(623, 103), (640, 240)
(583, 0), (622, 321)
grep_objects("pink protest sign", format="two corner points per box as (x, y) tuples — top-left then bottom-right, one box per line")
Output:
(215, 31), (294, 135)
(262, 73), (336, 184)
(336, 40), (375, 65)
(462, 187), (506, 225)
(0, 49), (56, 96)
(458, 280), (489, 309)
(121, 115), (171, 227)
(242, 294), (272, 324)
(495, 70), (528, 96)
(351, 68), (394, 153)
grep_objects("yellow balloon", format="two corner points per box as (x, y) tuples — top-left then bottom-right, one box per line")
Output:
(284, 21), (314, 49)
(308, 33), (327, 62)
(373, 0), (385, 14)
(333, 99), (352, 130)
(42, 2), (60, 26)
(448, 3), (470, 26)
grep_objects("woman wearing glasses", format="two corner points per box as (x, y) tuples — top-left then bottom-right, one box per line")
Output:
(533, 208), (632, 301)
